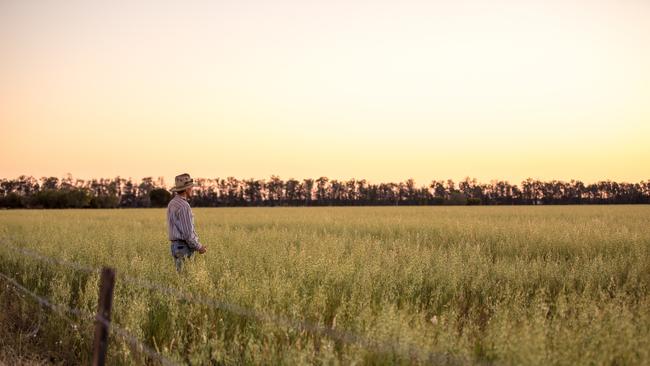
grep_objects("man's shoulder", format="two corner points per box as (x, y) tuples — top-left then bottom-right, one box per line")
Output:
(168, 196), (190, 210)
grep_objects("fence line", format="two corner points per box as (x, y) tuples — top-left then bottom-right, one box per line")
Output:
(117, 274), (452, 363)
(1, 242), (464, 365)
(94, 314), (179, 366)
(0, 270), (87, 320)
(2, 242), (99, 274)
(0, 269), (179, 366)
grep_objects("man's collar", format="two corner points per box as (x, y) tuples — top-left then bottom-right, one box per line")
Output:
(176, 194), (188, 201)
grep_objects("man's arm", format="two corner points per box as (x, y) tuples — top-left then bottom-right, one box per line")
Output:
(177, 205), (203, 251)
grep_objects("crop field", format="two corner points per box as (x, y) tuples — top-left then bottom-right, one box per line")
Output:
(0, 206), (649, 365)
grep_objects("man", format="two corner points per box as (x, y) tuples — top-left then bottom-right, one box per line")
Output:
(167, 173), (206, 271)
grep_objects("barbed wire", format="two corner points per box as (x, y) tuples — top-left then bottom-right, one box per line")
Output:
(0, 242), (99, 274)
(0, 270), (179, 366)
(0, 241), (467, 365)
(94, 314), (179, 366)
(0, 270), (87, 321)
(117, 273), (455, 364)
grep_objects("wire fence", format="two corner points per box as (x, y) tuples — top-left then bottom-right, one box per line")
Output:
(0, 241), (466, 365)
(0, 270), (178, 366)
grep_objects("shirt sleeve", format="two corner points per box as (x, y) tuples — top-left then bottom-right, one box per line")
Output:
(177, 205), (202, 250)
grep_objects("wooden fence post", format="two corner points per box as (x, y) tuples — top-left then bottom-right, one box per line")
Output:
(92, 267), (116, 366)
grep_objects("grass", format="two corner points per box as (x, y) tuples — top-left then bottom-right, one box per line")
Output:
(0, 206), (649, 365)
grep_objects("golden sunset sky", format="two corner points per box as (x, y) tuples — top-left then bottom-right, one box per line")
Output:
(1, 0), (649, 185)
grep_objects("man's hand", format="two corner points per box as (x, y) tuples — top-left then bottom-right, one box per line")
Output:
(198, 245), (207, 254)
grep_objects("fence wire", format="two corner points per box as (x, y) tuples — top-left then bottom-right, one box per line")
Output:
(1, 241), (467, 365)
(0, 269), (179, 366)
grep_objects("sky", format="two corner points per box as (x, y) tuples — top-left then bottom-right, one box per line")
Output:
(1, 0), (649, 185)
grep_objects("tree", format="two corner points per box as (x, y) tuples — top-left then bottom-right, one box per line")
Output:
(315, 177), (329, 204)
(137, 177), (156, 207)
(267, 175), (284, 205)
(285, 178), (300, 205)
(244, 179), (264, 205)
(301, 179), (314, 205)
(1, 174), (649, 208)
(120, 179), (137, 207)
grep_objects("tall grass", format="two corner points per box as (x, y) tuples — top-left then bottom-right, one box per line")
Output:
(1, 206), (649, 365)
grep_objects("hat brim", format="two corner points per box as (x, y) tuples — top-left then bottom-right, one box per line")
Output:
(171, 182), (194, 192)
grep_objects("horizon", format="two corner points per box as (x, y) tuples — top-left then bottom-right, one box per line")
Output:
(2, 0), (649, 183)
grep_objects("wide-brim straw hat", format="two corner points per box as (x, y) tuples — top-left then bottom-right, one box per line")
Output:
(171, 173), (195, 192)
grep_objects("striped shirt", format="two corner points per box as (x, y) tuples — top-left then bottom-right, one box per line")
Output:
(167, 195), (202, 250)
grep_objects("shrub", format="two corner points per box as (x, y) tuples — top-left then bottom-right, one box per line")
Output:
(467, 197), (482, 205)
(150, 188), (172, 207)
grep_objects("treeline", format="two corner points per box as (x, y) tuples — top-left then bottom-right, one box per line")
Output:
(1, 175), (649, 209)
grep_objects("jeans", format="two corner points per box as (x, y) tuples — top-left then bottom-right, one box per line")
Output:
(170, 240), (195, 272)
